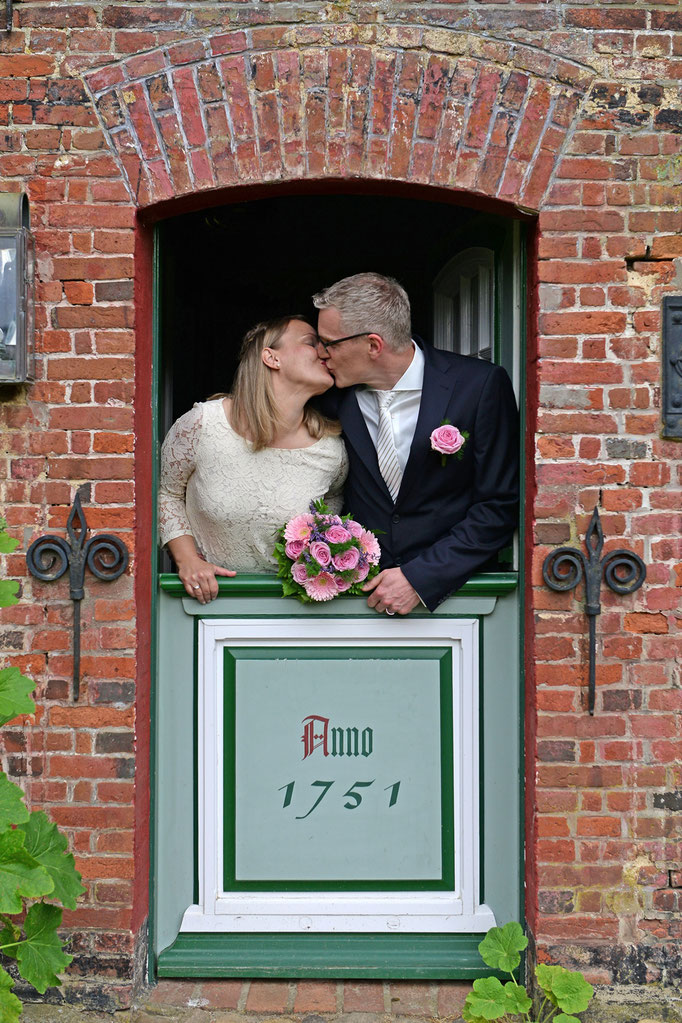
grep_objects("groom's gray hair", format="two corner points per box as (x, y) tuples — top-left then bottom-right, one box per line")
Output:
(313, 272), (412, 351)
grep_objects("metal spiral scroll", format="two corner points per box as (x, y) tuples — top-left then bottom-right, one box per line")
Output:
(542, 507), (646, 715)
(542, 548), (586, 593)
(26, 493), (129, 700)
(25, 537), (70, 582)
(86, 536), (129, 581)
(602, 550), (646, 596)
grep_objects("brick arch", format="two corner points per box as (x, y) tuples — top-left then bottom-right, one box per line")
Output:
(83, 27), (594, 212)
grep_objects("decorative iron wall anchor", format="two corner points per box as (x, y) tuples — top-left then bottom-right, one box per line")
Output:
(542, 507), (646, 715)
(26, 494), (129, 701)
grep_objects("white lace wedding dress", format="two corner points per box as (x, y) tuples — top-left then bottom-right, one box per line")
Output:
(158, 399), (348, 572)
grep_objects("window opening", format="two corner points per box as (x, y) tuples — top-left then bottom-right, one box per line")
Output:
(433, 248), (494, 360)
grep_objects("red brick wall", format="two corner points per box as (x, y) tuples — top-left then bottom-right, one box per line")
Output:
(0, 0), (680, 1005)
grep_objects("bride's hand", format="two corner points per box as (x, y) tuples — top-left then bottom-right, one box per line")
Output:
(178, 555), (236, 604)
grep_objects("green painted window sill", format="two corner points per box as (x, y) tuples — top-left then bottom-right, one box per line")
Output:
(157, 932), (514, 979)
(159, 571), (518, 598)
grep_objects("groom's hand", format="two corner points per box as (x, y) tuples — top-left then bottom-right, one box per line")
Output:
(363, 568), (421, 616)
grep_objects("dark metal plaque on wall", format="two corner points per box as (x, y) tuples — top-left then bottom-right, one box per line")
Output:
(663, 295), (682, 439)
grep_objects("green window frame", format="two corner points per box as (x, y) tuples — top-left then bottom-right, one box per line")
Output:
(149, 205), (528, 980)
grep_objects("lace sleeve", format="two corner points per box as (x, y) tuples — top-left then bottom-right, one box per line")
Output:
(324, 439), (349, 515)
(158, 404), (203, 546)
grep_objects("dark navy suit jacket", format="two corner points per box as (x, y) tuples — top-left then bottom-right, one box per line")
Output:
(321, 341), (519, 611)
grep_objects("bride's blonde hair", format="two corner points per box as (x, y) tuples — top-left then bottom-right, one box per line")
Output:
(226, 316), (341, 452)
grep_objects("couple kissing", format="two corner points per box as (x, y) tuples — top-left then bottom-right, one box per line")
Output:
(158, 272), (519, 614)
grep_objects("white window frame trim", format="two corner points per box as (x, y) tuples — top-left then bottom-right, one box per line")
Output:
(180, 617), (496, 935)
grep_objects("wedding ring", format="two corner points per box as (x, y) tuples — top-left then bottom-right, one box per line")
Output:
(192, 583), (200, 589)
(385, 609), (395, 616)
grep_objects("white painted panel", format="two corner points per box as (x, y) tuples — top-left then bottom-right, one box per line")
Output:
(182, 618), (490, 934)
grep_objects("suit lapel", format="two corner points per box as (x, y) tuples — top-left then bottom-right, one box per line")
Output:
(396, 346), (457, 506)
(337, 387), (391, 497)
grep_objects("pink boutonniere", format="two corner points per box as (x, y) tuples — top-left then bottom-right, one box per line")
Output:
(430, 421), (468, 467)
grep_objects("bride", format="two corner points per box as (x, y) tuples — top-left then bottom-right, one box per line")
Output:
(159, 316), (347, 603)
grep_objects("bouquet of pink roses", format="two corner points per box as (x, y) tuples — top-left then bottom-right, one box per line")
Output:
(274, 499), (382, 603)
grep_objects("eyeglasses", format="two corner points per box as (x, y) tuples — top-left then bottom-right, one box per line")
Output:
(315, 332), (375, 352)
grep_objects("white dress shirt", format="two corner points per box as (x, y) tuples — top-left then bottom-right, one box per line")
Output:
(355, 341), (425, 472)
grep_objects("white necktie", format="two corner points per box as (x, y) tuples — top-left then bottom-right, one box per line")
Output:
(374, 390), (402, 502)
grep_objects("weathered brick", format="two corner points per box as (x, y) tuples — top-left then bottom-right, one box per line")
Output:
(388, 983), (436, 1016)
(246, 982), (289, 1012)
(46, 357), (133, 380)
(220, 55), (255, 141)
(52, 256), (134, 281)
(371, 52), (397, 136)
(172, 67), (206, 149)
(0, 54), (55, 76)
(294, 982), (337, 1013)
(343, 982), (385, 1013)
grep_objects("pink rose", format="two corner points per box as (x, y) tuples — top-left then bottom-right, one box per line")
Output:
(292, 561), (309, 584)
(325, 525), (351, 544)
(284, 514), (314, 541)
(310, 541), (332, 567)
(285, 539), (306, 559)
(335, 576), (354, 592)
(430, 424), (465, 456)
(346, 520), (363, 538)
(332, 546), (360, 571)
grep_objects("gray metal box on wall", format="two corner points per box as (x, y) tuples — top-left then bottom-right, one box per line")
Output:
(663, 295), (682, 440)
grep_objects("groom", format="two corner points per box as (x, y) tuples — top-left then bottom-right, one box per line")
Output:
(313, 272), (519, 614)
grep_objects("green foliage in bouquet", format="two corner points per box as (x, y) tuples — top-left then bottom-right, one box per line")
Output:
(0, 520), (86, 1021)
(463, 922), (594, 1023)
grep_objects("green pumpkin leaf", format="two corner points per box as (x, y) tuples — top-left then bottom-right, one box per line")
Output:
(0, 773), (29, 829)
(0, 919), (21, 959)
(0, 830), (53, 914)
(536, 963), (559, 1005)
(15, 902), (72, 994)
(0, 965), (21, 1023)
(0, 580), (19, 609)
(504, 981), (532, 1014)
(461, 1004), (489, 1023)
(0, 523), (18, 555)
(535, 961), (556, 1002)
(17, 811), (85, 910)
(555, 1015), (581, 1023)
(551, 970), (594, 1013)
(479, 921), (528, 971)
(0, 666), (35, 727)
(463, 977), (508, 1020)
(535, 964), (593, 1013)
